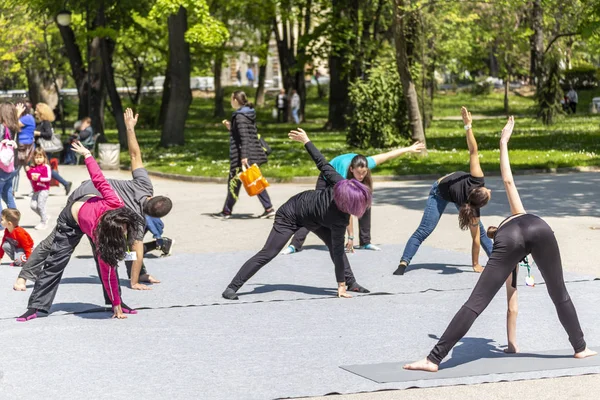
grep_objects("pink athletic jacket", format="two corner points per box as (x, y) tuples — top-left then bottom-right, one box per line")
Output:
(78, 156), (125, 307)
(26, 164), (52, 191)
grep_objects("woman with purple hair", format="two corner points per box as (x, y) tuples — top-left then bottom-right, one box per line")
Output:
(222, 128), (372, 300)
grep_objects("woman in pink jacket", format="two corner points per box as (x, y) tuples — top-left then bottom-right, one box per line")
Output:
(18, 141), (144, 321)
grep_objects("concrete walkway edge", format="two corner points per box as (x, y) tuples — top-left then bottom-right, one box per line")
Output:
(141, 165), (600, 184)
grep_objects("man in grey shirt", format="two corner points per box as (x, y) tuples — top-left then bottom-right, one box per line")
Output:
(14, 110), (172, 305)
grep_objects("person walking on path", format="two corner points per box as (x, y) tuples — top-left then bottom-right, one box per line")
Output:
(213, 91), (275, 220)
(25, 148), (52, 230)
(0, 102), (20, 214)
(282, 141), (425, 255)
(403, 116), (597, 372)
(567, 87), (578, 114)
(222, 128), (372, 300)
(15, 101), (36, 192)
(394, 107), (493, 276)
(276, 89), (287, 123)
(34, 102), (72, 195)
(291, 90), (301, 124)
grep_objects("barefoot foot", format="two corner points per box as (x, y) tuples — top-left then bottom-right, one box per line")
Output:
(140, 274), (161, 284)
(403, 358), (439, 372)
(504, 345), (519, 354)
(574, 348), (597, 359)
(13, 278), (27, 291)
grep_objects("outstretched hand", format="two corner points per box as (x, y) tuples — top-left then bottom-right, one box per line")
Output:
(501, 116), (515, 144)
(71, 141), (91, 157)
(408, 141), (426, 153)
(461, 106), (472, 126)
(124, 108), (139, 130)
(288, 128), (310, 144)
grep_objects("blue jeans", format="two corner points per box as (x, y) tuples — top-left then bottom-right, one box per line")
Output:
(400, 181), (493, 265)
(51, 170), (68, 187)
(145, 216), (164, 239)
(292, 107), (300, 124)
(0, 170), (17, 211)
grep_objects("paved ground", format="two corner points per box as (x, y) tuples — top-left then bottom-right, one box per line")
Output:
(2, 165), (600, 399)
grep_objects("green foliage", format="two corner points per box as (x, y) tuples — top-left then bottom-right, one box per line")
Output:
(471, 80), (493, 96)
(347, 55), (409, 149)
(150, 0), (229, 46)
(536, 54), (564, 125)
(564, 65), (600, 90)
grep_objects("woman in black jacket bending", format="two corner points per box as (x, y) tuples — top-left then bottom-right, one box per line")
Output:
(222, 128), (372, 300)
(213, 91), (275, 219)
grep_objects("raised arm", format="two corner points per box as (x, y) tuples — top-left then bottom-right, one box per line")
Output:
(499, 116), (525, 215)
(288, 128), (345, 184)
(72, 141), (124, 209)
(370, 142), (425, 166)
(124, 108), (144, 171)
(462, 107), (484, 178)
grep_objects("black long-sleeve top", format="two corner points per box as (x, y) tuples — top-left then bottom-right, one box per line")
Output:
(291, 141), (349, 282)
(35, 121), (54, 140)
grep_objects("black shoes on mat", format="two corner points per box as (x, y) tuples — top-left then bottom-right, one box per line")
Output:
(393, 263), (407, 276)
(222, 288), (239, 300)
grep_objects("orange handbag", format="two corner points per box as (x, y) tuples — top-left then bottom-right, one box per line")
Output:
(239, 163), (270, 196)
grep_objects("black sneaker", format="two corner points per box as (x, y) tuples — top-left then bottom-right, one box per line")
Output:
(65, 181), (73, 196)
(211, 212), (232, 220)
(347, 282), (370, 293)
(222, 288), (239, 300)
(161, 238), (174, 257)
(393, 264), (407, 275)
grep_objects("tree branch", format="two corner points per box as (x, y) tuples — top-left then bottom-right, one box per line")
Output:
(544, 32), (580, 54)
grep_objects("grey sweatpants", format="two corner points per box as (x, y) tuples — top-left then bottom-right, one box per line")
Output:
(2, 241), (25, 266)
(30, 190), (49, 223)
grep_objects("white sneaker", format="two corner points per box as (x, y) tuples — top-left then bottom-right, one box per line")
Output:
(34, 222), (48, 230)
(280, 245), (296, 255)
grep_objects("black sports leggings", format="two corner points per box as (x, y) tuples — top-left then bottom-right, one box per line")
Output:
(227, 200), (357, 292)
(428, 214), (586, 365)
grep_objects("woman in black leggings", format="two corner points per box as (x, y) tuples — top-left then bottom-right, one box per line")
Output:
(404, 117), (596, 372)
(222, 128), (372, 300)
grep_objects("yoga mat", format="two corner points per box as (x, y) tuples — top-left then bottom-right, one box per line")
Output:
(0, 243), (594, 319)
(341, 347), (600, 384)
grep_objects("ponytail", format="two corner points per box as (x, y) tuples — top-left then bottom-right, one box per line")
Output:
(458, 203), (476, 230)
(232, 91), (254, 109)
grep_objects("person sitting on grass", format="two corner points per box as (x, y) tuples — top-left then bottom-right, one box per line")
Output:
(0, 209), (33, 267)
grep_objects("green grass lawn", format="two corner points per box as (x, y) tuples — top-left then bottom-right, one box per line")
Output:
(104, 87), (600, 179)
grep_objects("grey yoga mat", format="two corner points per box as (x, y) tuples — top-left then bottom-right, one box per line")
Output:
(341, 347), (600, 383)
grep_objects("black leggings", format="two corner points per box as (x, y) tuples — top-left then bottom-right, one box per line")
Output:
(428, 214), (586, 365)
(227, 200), (356, 292)
(27, 206), (85, 312)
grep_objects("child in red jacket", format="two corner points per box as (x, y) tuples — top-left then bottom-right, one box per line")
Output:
(0, 208), (33, 266)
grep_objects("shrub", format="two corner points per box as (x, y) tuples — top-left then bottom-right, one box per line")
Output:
(470, 79), (493, 96)
(346, 56), (409, 149)
(564, 65), (599, 90)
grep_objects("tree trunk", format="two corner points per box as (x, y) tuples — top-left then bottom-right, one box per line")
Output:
(326, 53), (349, 130)
(489, 44), (500, 77)
(25, 67), (58, 108)
(88, 36), (105, 137)
(530, 0), (544, 91)
(101, 37), (127, 147)
(160, 6), (192, 147)
(255, 30), (270, 107)
(56, 23), (89, 119)
(393, 0), (425, 145)
(213, 50), (225, 118)
(504, 75), (510, 114)
(159, 66), (171, 127)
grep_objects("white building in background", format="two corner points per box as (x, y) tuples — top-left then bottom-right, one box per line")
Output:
(222, 39), (282, 89)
